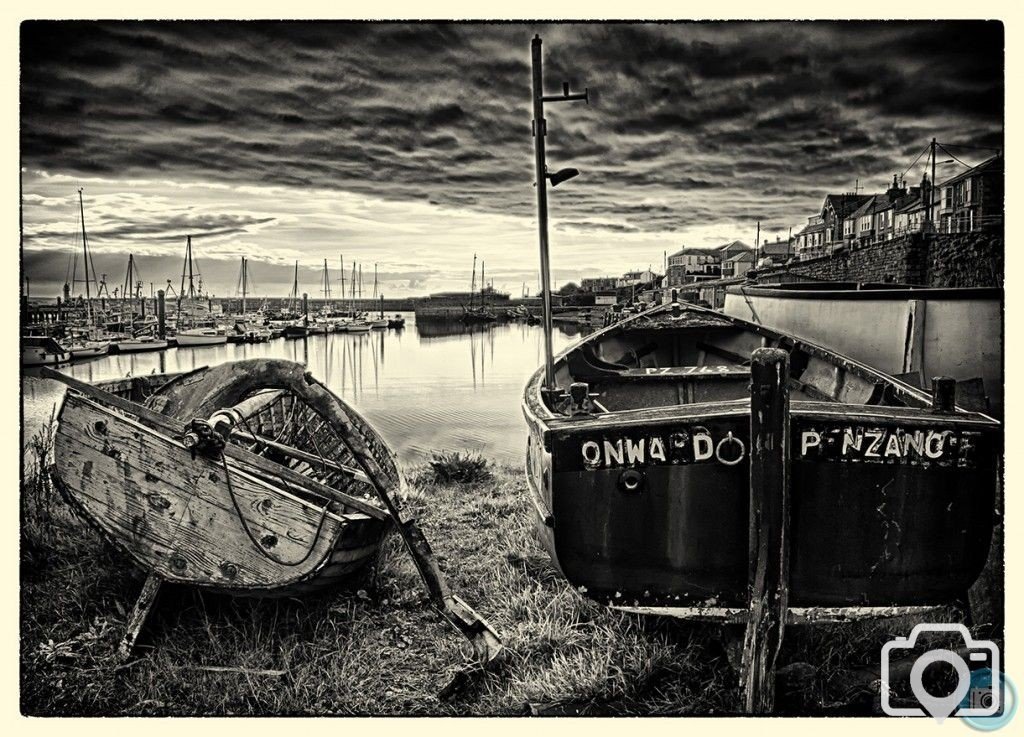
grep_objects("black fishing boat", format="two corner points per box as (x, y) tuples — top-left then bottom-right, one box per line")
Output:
(522, 299), (999, 611)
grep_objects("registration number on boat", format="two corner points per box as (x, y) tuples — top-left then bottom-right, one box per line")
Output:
(797, 425), (983, 468)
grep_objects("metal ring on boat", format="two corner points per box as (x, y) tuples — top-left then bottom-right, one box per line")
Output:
(618, 469), (644, 493)
(716, 432), (745, 466)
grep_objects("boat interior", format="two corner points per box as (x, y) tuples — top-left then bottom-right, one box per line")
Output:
(96, 372), (392, 515)
(549, 309), (927, 414)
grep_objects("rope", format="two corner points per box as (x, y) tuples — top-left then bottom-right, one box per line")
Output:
(219, 452), (330, 568)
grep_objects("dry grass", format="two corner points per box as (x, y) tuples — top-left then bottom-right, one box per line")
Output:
(20, 423), (990, 716)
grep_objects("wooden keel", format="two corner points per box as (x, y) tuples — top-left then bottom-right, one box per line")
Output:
(116, 572), (163, 662)
(740, 348), (792, 714)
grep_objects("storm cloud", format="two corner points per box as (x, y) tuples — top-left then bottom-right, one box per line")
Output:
(20, 21), (1003, 295)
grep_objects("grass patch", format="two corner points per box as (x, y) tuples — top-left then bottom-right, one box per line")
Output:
(424, 451), (491, 485)
(20, 432), (992, 716)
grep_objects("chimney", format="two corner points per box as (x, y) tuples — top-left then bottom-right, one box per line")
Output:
(887, 173), (906, 203)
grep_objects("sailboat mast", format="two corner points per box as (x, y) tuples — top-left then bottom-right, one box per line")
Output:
(241, 256), (247, 315)
(78, 188), (93, 323)
(291, 260), (298, 312)
(470, 253), (477, 310)
(481, 260), (486, 308)
(350, 262), (357, 315)
(340, 255), (345, 313)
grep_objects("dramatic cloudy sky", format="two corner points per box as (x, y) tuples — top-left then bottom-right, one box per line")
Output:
(20, 21), (1003, 297)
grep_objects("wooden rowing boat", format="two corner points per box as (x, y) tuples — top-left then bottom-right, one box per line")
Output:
(50, 359), (393, 597)
(522, 299), (1000, 613)
(45, 358), (502, 662)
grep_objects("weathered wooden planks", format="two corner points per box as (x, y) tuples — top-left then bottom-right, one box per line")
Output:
(55, 394), (345, 590)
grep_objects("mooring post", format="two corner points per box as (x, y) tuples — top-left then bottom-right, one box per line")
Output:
(302, 292), (309, 327)
(931, 376), (956, 413)
(157, 290), (166, 339)
(741, 347), (791, 714)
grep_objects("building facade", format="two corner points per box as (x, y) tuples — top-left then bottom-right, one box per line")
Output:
(790, 155), (1003, 258)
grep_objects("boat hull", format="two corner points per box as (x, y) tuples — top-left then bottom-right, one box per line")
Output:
(527, 407), (997, 609)
(69, 342), (111, 360)
(722, 284), (1003, 417)
(50, 361), (397, 596)
(116, 338), (169, 353)
(22, 345), (69, 367)
(175, 332), (228, 347)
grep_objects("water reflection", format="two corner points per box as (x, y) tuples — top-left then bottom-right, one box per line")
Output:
(21, 313), (578, 466)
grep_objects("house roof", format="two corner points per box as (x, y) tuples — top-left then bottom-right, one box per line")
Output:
(871, 197), (896, 214)
(822, 193), (872, 220)
(937, 155), (1002, 188)
(669, 247), (718, 258)
(795, 221), (826, 236)
(895, 194), (925, 213)
(713, 240), (753, 254)
(848, 196), (877, 221)
(725, 251), (755, 263)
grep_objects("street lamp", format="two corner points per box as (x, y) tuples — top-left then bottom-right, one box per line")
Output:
(531, 34), (588, 396)
(547, 167), (580, 187)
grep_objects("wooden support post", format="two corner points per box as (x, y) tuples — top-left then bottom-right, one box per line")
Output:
(157, 290), (166, 339)
(931, 376), (956, 413)
(741, 347), (791, 714)
(116, 572), (163, 661)
(302, 292), (309, 327)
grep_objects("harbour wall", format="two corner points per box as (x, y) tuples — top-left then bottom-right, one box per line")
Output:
(756, 230), (1003, 288)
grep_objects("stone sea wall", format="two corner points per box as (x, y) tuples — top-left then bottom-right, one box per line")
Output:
(757, 230), (1003, 288)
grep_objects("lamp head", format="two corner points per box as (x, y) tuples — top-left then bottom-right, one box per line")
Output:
(547, 167), (580, 187)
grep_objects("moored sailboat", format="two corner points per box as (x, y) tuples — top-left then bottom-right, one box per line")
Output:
(174, 236), (228, 347)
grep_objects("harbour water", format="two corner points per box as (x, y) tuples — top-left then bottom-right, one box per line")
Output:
(21, 314), (579, 466)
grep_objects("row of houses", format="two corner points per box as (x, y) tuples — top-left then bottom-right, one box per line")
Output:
(663, 239), (795, 287)
(579, 268), (661, 292)
(792, 155), (1003, 261)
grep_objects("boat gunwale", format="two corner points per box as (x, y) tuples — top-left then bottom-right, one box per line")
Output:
(522, 301), (1000, 431)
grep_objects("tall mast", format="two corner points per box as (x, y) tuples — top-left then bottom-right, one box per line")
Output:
(481, 260), (486, 308)
(123, 253), (136, 316)
(470, 253), (477, 310)
(177, 237), (189, 327)
(78, 188), (93, 322)
(373, 263), (378, 300)
(291, 260), (299, 312)
(340, 254), (345, 311)
(350, 262), (357, 314)
(358, 264), (363, 303)
(241, 256), (247, 315)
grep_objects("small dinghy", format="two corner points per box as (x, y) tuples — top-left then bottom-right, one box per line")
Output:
(44, 359), (501, 662)
(522, 298), (1000, 613)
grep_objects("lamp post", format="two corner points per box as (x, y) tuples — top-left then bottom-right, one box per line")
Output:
(531, 34), (588, 396)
